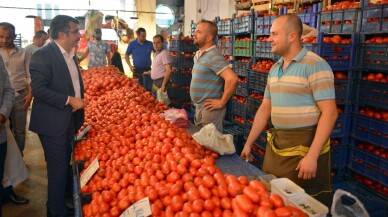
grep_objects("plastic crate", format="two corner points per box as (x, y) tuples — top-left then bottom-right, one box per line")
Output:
(289, 192), (329, 217)
(233, 14), (254, 34)
(248, 70), (267, 93)
(270, 178), (305, 206)
(319, 9), (361, 33)
(379, 160), (387, 186)
(331, 114), (350, 138)
(331, 146), (348, 169)
(170, 72), (192, 86)
(170, 54), (194, 69)
(352, 114), (388, 135)
(254, 41), (276, 59)
(319, 11), (332, 33)
(255, 16), (274, 35)
(335, 79), (352, 105)
(298, 12), (318, 28)
(233, 40), (253, 57)
(332, 181), (388, 217)
(321, 35), (357, 71)
(232, 100), (247, 117)
(361, 4), (388, 33)
(331, 168), (346, 183)
(169, 88), (191, 102)
(359, 43), (388, 71)
(217, 39), (233, 56)
(233, 61), (251, 77)
(232, 118), (245, 129)
(247, 96), (262, 109)
(169, 39), (198, 52)
(217, 19), (232, 35)
(235, 82), (249, 96)
(357, 80), (388, 110)
(367, 130), (388, 148)
(348, 146), (366, 174)
(303, 43), (321, 55)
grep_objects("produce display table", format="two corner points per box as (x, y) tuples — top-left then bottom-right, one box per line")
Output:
(72, 154), (265, 217)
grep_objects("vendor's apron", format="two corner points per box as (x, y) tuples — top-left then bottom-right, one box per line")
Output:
(262, 125), (332, 207)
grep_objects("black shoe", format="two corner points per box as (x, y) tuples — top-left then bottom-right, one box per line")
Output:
(9, 190), (29, 205)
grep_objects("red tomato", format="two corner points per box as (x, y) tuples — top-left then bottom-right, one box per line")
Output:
(235, 194), (254, 213)
(243, 186), (261, 203)
(270, 194), (285, 208)
(171, 195), (184, 212)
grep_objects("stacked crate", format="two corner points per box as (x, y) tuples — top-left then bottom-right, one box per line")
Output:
(319, 2), (362, 34)
(169, 37), (197, 110)
(297, 3), (320, 28)
(349, 1), (388, 196)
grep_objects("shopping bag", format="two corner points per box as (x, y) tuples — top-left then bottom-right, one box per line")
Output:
(2, 124), (29, 187)
(192, 123), (235, 155)
(156, 89), (171, 105)
(161, 108), (188, 128)
(331, 189), (370, 217)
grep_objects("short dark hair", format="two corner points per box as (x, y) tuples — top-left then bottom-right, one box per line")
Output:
(0, 22), (16, 35)
(136, 27), (146, 35)
(281, 14), (303, 39)
(197, 20), (218, 40)
(153, 34), (164, 43)
(34, 30), (47, 39)
(50, 15), (79, 39)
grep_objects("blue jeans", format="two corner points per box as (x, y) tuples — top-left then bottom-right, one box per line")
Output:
(10, 91), (27, 156)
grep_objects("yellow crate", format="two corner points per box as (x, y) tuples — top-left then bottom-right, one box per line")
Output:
(251, 3), (271, 12)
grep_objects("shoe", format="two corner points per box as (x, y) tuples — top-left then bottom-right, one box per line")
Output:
(9, 190), (29, 205)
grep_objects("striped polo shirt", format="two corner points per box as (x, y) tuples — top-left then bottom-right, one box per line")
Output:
(190, 45), (229, 104)
(264, 47), (335, 129)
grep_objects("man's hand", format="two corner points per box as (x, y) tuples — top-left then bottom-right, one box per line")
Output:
(203, 98), (224, 111)
(0, 114), (5, 124)
(295, 155), (318, 179)
(68, 96), (86, 112)
(23, 93), (33, 111)
(143, 70), (151, 75)
(129, 65), (135, 72)
(240, 145), (253, 162)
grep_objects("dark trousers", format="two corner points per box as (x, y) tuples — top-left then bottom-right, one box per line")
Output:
(133, 67), (151, 87)
(0, 142), (7, 217)
(39, 130), (74, 217)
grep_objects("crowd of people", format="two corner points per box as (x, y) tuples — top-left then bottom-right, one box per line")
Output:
(0, 12), (337, 216)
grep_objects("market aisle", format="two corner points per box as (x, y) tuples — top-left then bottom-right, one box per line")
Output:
(3, 110), (47, 217)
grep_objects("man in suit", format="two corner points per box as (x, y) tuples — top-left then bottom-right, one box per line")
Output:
(29, 15), (86, 217)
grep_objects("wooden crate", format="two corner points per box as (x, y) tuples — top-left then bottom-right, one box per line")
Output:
(252, 3), (271, 12)
(235, 0), (252, 10)
(252, 0), (271, 5)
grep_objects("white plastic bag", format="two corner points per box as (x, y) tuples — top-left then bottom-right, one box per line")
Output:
(192, 123), (235, 155)
(331, 189), (370, 217)
(156, 89), (171, 105)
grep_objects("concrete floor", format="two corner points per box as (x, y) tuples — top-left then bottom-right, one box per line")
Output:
(3, 110), (48, 217)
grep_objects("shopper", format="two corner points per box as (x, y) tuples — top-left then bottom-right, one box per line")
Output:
(29, 15), (85, 217)
(151, 34), (172, 97)
(0, 22), (31, 205)
(124, 27), (153, 86)
(0, 55), (15, 217)
(24, 30), (48, 55)
(190, 20), (238, 133)
(240, 14), (338, 207)
(160, 29), (169, 50)
(78, 28), (111, 68)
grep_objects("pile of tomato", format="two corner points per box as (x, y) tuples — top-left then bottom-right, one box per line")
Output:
(75, 66), (308, 217)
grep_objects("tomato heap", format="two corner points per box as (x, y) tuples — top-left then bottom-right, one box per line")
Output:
(76, 66), (308, 216)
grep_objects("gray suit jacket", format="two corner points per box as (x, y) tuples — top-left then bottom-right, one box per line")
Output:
(29, 41), (84, 136)
(0, 56), (15, 143)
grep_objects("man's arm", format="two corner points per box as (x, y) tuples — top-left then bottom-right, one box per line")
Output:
(240, 98), (271, 161)
(124, 54), (134, 72)
(296, 99), (338, 179)
(0, 61), (15, 124)
(24, 48), (33, 110)
(161, 64), (172, 92)
(78, 48), (89, 63)
(203, 67), (238, 111)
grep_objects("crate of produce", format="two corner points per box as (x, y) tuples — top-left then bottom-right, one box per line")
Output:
(331, 168), (346, 183)
(357, 80), (388, 110)
(331, 114), (350, 138)
(233, 39), (253, 57)
(235, 82), (249, 96)
(251, 0), (271, 13)
(233, 12), (254, 34)
(319, 11), (332, 33)
(367, 130), (388, 148)
(223, 125), (245, 155)
(217, 37), (233, 56)
(232, 100), (247, 117)
(169, 86), (191, 102)
(303, 42), (321, 55)
(254, 40), (276, 59)
(359, 43), (388, 71)
(233, 115), (245, 129)
(270, 178), (305, 205)
(332, 181), (388, 217)
(255, 16), (273, 35)
(217, 18), (233, 35)
(379, 160), (387, 186)
(362, 4), (388, 33)
(170, 53), (194, 69)
(348, 146), (366, 174)
(332, 8), (361, 33)
(233, 60), (251, 76)
(248, 70), (267, 92)
(352, 114), (388, 135)
(321, 35), (356, 71)
(331, 146), (348, 169)
(334, 79), (352, 104)
(169, 38), (198, 52)
(170, 72), (192, 86)
(298, 12), (318, 28)
(247, 91), (263, 108)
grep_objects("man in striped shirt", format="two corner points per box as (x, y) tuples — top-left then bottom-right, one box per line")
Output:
(190, 20), (238, 133)
(241, 14), (338, 207)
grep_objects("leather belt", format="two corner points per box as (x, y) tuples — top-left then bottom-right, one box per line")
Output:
(17, 89), (25, 94)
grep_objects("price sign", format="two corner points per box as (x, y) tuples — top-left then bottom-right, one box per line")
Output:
(120, 197), (152, 217)
(80, 158), (99, 188)
(76, 125), (90, 140)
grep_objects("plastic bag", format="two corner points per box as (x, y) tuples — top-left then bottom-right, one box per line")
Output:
(161, 108), (188, 128)
(331, 189), (370, 217)
(192, 123), (235, 155)
(156, 89), (171, 105)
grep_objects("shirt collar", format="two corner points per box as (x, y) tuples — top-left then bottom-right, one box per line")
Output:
(275, 47), (308, 65)
(197, 45), (216, 58)
(55, 41), (74, 58)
